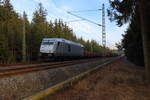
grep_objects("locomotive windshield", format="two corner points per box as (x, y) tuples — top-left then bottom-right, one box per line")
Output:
(42, 41), (54, 45)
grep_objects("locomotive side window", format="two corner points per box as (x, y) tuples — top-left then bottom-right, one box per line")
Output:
(68, 45), (71, 52)
(57, 42), (60, 46)
(57, 42), (64, 47)
(59, 42), (64, 46)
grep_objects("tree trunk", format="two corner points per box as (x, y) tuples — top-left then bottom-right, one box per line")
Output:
(139, 0), (150, 82)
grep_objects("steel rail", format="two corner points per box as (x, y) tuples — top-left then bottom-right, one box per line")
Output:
(23, 56), (121, 100)
(0, 58), (103, 78)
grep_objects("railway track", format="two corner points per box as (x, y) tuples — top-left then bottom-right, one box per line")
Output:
(23, 57), (121, 100)
(0, 58), (106, 78)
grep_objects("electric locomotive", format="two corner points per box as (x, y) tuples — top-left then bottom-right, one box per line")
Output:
(39, 38), (84, 59)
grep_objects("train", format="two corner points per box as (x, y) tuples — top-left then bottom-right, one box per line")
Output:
(39, 38), (117, 60)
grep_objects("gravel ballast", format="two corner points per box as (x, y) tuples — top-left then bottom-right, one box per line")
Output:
(0, 58), (111, 100)
(42, 58), (150, 100)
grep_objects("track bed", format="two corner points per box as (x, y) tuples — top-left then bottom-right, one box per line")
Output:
(42, 58), (150, 100)
(0, 57), (114, 100)
(0, 58), (107, 78)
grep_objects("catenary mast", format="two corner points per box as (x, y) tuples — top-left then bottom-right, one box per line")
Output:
(67, 4), (106, 47)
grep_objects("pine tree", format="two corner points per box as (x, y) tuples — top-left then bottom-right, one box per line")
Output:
(122, 10), (144, 66)
(108, 0), (150, 81)
(0, 0), (21, 63)
(31, 3), (48, 60)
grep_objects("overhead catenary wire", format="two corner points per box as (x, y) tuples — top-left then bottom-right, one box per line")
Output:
(67, 21), (102, 44)
(66, 4), (106, 47)
(66, 19), (85, 23)
(67, 11), (102, 26)
(68, 9), (102, 13)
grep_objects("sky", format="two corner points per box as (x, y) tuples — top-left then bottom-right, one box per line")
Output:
(11, 0), (128, 49)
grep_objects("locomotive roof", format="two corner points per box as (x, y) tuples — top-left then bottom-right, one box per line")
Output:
(43, 38), (84, 47)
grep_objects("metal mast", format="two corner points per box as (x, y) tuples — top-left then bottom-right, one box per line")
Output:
(67, 4), (106, 47)
(102, 4), (106, 47)
(22, 12), (26, 62)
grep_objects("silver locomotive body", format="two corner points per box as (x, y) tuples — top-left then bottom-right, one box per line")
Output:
(39, 38), (84, 59)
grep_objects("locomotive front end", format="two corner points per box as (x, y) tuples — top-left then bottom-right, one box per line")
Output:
(39, 38), (56, 58)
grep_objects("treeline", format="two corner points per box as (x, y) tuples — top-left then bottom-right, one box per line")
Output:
(0, 0), (112, 63)
(108, 1), (144, 66)
(122, 9), (144, 66)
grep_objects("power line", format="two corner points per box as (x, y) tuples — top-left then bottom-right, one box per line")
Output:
(66, 4), (106, 47)
(69, 9), (102, 13)
(67, 11), (102, 26)
(66, 19), (84, 23)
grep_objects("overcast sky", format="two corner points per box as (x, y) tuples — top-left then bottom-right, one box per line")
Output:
(11, 0), (128, 49)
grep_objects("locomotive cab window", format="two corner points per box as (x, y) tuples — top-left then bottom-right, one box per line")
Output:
(42, 41), (54, 45)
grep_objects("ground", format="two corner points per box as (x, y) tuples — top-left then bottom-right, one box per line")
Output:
(43, 58), (150, 100)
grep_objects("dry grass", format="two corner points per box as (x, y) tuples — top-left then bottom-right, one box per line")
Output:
(43, 58), (150, 100)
